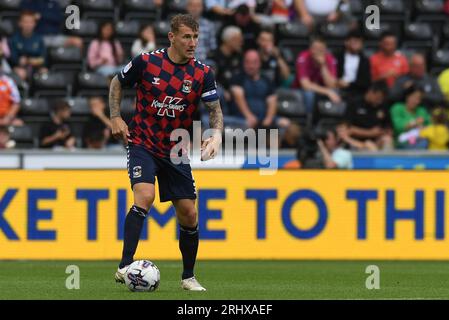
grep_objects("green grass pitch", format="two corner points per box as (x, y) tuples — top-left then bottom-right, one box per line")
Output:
(0, 260), (449, 300)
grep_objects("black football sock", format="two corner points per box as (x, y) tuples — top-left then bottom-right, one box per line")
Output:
(119, 205), (147, 269)
(179, 224), (199, 280)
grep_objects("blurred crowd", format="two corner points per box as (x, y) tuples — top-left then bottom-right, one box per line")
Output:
(1, 0), (449, 169)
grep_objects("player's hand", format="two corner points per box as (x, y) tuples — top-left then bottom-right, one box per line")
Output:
(201, 134), (222, 161)
(111, 117), (130, 145)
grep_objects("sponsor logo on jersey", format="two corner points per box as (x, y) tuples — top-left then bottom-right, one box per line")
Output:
(151, 96), (186, 117)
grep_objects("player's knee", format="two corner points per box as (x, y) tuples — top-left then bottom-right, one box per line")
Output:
(134, 189), (155, 211)
(180, 208), (197, 227)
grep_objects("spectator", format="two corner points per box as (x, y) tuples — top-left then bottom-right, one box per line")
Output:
(256, 28), (291, 87)
(345, 81), (393, 151)
(87, 21), (125, 77)
(390, 53), (444, 108)
(0, 73), (23, 126)
(295, 0), (354, 30)
(437, 68), (449, 103)
(20, 0), (83, 49)
(211, 26), (243, 91)
(280, 122), (302, 149)
(336, 30), (371, 97)
(293, 37), (340, 113)
(205, 0), (256, 21)
(131, 24), (156, 58)
(222, 4), (261, 50)
(39, 100), (75, 149)
(82, 97), (112, 149)
(370, 31), (409, 88)
(186, 0), (217, 63)
(9, 11), (47, 81)
(390, 85), (431, 149)
(0, 37), (12, 75)
(256, 0), (295, 26)
(317, 127), (353, 169)
(419, 107), (449, 151)
(230, 49), (289, 129)
(0, 126), (15, 149)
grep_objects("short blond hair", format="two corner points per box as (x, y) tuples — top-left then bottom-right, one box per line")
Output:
(170, 14), (199, 33)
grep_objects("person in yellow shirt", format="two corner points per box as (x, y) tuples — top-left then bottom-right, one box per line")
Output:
(419, 107), (449, 150)
(438, 68), (449, 102)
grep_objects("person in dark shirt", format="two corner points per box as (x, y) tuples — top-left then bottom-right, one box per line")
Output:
(9, 11), (47, 82)
(20, 0), (83, 49)
(336, 30), (371, 98)
(256, 29), (291, 87)
(82, 97), (112, 149)
(39, 100), (75, 149)
(345, 81), (393, 151)
(230, 49), (290, 129)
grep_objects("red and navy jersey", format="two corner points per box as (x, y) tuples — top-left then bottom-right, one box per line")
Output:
(117, 48), (219, 158)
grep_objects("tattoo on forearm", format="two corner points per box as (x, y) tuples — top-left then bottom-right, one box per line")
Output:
(205, 100), (224, 132)
(109, 76), (123, 118)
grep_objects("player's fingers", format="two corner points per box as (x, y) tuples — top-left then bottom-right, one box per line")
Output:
(122, 130), (128, 146)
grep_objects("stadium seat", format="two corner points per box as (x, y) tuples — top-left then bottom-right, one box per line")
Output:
(431, 49), (449, 76)
(65, 97), (90, 116)
(317, 100), (347, 118)
(373, 0), (407, 38)
(442, 23), (449, 48)
(0, 19), (14, 36)
(363, 21), (401, 50)
(401, 22), (435, 56)
(9, 125), (35, 148)
(276, 88), (308, 125)
(32, 72), (73, 98)
(76, 72), (110, 97)
(123, 0), (159, 22)
(0, 0), (20, 21)
(168, 0), (188, 14)
(154, 20), (171, 47)
(116, 20), (141, 57)
(20, 98), (50, 116)
(320, 22), (351, 53)
(81, 0), (116, 20)
(277, 22), (310, 50)
(68, 19), (98, 39)
(49, 47), (83, 72)
(415, 0), (447, 33)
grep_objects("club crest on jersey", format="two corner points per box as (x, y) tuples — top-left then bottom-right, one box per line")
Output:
(132, 166), (142, 178)
(182, 80), (192, 93)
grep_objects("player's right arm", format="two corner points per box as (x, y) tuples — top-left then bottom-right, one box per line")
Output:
(109, 75), (129, 144)
(108, 53), (146, 145)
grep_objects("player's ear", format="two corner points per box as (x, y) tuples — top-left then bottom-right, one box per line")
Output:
(168, 31), (174, 44)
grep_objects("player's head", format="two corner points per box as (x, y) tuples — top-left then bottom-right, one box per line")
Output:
(168, 14), (199, 61)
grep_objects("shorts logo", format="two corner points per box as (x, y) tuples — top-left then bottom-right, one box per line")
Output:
(133, 166), (142, 178)
(182, 80), (192, 93)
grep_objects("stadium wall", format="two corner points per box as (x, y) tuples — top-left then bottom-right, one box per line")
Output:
(1, 170), (449, 260)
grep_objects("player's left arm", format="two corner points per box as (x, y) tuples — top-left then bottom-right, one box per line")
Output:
(201, 69), (224, 160)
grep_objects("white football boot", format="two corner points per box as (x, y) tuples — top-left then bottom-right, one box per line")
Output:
(181, 276), (207, 291)
(114, 265), (129, 284)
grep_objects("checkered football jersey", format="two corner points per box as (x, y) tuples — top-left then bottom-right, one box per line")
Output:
(117, 48), (219, 158)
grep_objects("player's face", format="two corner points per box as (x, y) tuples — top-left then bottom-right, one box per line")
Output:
(170, 25), (199, 60)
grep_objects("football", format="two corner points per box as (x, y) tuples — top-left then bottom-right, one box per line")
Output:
(124, 260), (160, 292)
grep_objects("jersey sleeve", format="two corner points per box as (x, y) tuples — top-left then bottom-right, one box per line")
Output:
(117, 53), (146, 88)
(201, 68), (219, 102)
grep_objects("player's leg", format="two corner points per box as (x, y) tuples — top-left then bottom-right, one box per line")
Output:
(172, 199), (205, 291)
(116, 145), (158, 283)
